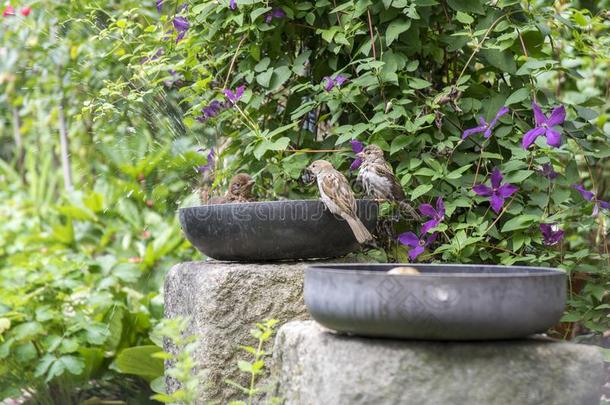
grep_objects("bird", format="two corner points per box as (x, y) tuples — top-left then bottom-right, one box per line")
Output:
(207, 173), (256, 204)
(308, 160), (373, 244)
(356, 144), (420, 220)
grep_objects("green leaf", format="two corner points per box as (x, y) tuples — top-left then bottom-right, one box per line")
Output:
(500, 214), (539, 233)
(410, 184), (433, 200)
(256, 69), (273, 87)
(115, 345), (164, 381)
(11, 322), (43, 340)
(504, 87), (530, 106)
(480, 49), (516, 74)
(446, 0), (484, 14)
(455, 11), (473, 25)
(386, 19), (411, 46)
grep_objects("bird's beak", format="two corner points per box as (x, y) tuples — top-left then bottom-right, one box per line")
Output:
(246, 179), (255, 186)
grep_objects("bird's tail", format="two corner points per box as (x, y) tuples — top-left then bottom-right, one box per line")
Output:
(344, 215), (374, 244)
(398, 200), (421, 221)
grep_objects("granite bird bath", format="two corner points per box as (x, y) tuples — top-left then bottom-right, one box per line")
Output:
(179, 199), (378, 261)
(305, 264), (566, 340)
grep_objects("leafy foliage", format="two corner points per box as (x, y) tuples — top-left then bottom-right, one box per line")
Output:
(1, 0), (609, 401)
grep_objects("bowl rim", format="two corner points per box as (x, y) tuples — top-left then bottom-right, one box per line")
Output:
(306, 263), (566, 278)
(179, 198), (378, 211)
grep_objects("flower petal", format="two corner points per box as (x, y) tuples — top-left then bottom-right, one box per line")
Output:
(461, 125), (486, 139)
(490, 168), (503, 190)
(418, 204), (437, 218)
(532, 101), (546, 126)
(398, 232), (420, 247)
(421, 219), (439, 235)
(490, 194), (505, 214)
(408, 246), (425, 261)
(545, 128), (561, 147)
(425, 232), (439, 246)
(350, 139), (364, 153)
(598, 200), (610, 210)
(230, 0), (237, 10)
(473, 184), (493, 197)
(592, 203), (599, 217)
(488, 106), (509, 128)
(547, 105), (566, 127)
(323, 77), (334, 91)
(349, 158), (362, 171)
(521, 126), (546, 149)
(334, 75), (348, 87)
(497, 184), (518, 198)
(572, 184), (595, 201)
(436, 197), (445, 217)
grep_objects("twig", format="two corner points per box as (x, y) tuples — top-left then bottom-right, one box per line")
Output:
(367, 9), (377, 60)
(223, 35), (247, 89)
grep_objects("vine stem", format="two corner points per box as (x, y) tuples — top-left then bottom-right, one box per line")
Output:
(367, 9), (377, 60)
(223, 35), (247, 90)
(471, 144), (485, 187)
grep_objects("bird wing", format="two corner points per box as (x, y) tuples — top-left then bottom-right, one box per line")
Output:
(319, 170), (357, 216)
(371, 162), (406, 201)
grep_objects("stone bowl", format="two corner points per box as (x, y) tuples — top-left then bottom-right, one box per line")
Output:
(305, 264), (566, 340)
(179, 199), (378, 262)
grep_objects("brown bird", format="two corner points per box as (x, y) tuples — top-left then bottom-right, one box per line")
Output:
(356, 144), (420, 220)
(207, 173), (256, 204)
(308, 160), (373, 244)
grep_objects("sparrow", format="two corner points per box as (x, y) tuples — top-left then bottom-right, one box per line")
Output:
(208, 173), (256, 204)
(308, 160), (373, 244)
(356, 144), (420, 220)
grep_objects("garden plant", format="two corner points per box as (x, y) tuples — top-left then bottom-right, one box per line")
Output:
(0, 0), (609, 402)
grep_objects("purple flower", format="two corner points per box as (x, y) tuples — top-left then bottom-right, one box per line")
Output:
(156, 0), (163, 13)
(398, 231), (438, 261)
(322, 75), (348, 91)
(462, 106), (509, 139)
(473, 168), (518, 214)
(230, 0), (237, 10)
(572, 183), (610, 216)
(537, 163), (558, 180)
(540, 223), (564, 246)
(349, 140), (364, 171)
(419, 197), (445, 234)
(522, 101), (565, 149)
(223, 85), (245, 104)
(265, 8), (286, 23)
(173, 16), (189, 42)
(197, 148), (215, 173)
(197, 100), (226, 122)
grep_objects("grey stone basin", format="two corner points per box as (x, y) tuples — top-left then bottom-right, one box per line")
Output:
(179, 199), (378, 261)
(305, 264), (566, 340)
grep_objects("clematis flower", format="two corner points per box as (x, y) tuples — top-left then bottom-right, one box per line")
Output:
(196, 100), (226, 122)
(223, 85), (245, 104)
(230, 0), (237, 10)
(398, 231), (438, 261)
(20, 6), (31, 16)
(522, 101), (565, 149)
(462, 106), (509, 139)
(539, 223), (564, 246)
(2, 5), (15, 16)
(572, 183), (610, 216)
(473, 168), (518, 214)
(322, 75), (348, 91)
(156, 0), (163, 13)
(537, 162), (558, 180)
(265, 8), (286, 23)
(173, 16), (189, 42)
(419, 197), (445, 234)
(349, 140), (364, 171)
(197, 148), (215, 173)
